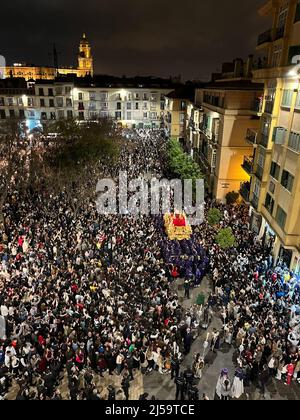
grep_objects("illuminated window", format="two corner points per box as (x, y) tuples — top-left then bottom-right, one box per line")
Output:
(281, 90), (293, 108)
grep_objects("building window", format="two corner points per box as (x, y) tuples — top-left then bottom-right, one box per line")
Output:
(288, 131), (300, 153)
(19, 110), (25, 119)
(143, 112), (148, 119)
(65, 86), (72, 95)
(180, 101), (186, 111)
(89, 92), (96, 101)
(270, 161), (280, 180)
(9, 110), (15, 118)
(89, 102), (96, 111)
(17, 97), (23, 106)
(66, 98), (72, 107)
(143, 102), (148, 110)
(41, 112), (47, 120)
(39, 88), (44, 96)
(7, 98), (14, 106)
(67, 110), (73, 119)
(115, 93), (121, 101)
(89, 111), (98, 120)
(28, 98), (34, 107)
(56, 98), (64, 108)
(116, 102), (122, 110)
(0, 110), (6, 119)
(277, 0), (288, 30)
(78, 112), (85, 120)
(276, 206), (287, 230)
(58, 110), (64, 119)
(78, 102), (84, 111)
(50, 112), (56, 120)
(150, 112), (157, 119)
(48, 88), (54, 96)
(180, 113), (185, 124)
(127, 112), (132, 120)
(0, 97), (4, 106)
(281, 90), (293, 108)
(55, 87), (63, 95)
(49, 99), (55, 108)
(100, 92), (108, 101)
(143, 93), (149, 100)
(281, 170), (294, 192)
(78, 92), (83, 101)
(127, 102), (132, 110)
(115, 111), (122, 120)
(40, 99), (45, 107)
(257, 153), (265, 168)
(135, 93), (140, 100)
(271, 44), (282, 68)
(135, 103), (139, 110)
(265, 193), (275, 215)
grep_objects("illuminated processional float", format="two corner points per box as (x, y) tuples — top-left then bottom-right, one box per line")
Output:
(164, 212), (192, 241)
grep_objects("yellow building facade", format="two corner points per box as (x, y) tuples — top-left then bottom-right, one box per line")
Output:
(1, 34), (93, 81)
(248, 0), (300, 270)
(195, 81), (263, 201)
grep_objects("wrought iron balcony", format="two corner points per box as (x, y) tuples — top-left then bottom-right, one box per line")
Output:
(246, 129), (258, 144)
(264, 101), (274, 115)
(255, 165), (264, 181)
(241, 156), (254, 175)
(240, 182), (251, 203)
(260, 133), (269, 148)
(251, 194), (259, 210)
(274, 26), (285, 41)
(257, 29), (272, 46)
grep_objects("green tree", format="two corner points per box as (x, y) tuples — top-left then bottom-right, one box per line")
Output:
(44, 118), (119, 218)
(207, 208), (222, 225)
(167, 139), (203, 181)
(215, 227), (237, 249)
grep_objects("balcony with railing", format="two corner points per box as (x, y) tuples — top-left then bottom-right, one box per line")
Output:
(264, 100), (274, 115)
(241, 156), (254, 175)
(251, 194), (259, 210)
(274, 26), (285, 41)
(240, 182), (251, 203)
(257, 29), (272, 46)
(255, 165), (264, 181)
(260, 133), (269, 148)
(246, 128), (258, 145)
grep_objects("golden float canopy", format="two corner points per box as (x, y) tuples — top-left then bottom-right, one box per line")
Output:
(164, 212), (192, 241)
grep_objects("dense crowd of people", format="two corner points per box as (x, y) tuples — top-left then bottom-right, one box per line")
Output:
(0, 128), (299, 400)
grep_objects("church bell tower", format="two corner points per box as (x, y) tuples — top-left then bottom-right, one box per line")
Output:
(78, 33), (93, 76)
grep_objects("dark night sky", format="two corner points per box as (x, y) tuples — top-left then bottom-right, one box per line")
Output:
(1, 0), (271, 80)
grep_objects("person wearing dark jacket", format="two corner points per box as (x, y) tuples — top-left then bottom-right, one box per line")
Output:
(171, 354), (180, 380)
(122, 374), (131, 401)
(175, 373), (186, 401)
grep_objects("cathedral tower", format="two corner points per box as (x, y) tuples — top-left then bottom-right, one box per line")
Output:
(78, 33), (93, 76)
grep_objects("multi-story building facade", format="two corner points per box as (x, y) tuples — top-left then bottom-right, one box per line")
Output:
(163, 87), (196, 144)
(0, 76), (175, 130)
(246, 0), (300, 270)
(194, 79), (263, 201)
(0, 34), (93, 80)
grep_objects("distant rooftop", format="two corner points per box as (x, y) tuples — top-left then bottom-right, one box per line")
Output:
(203, 79), (264, 91)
